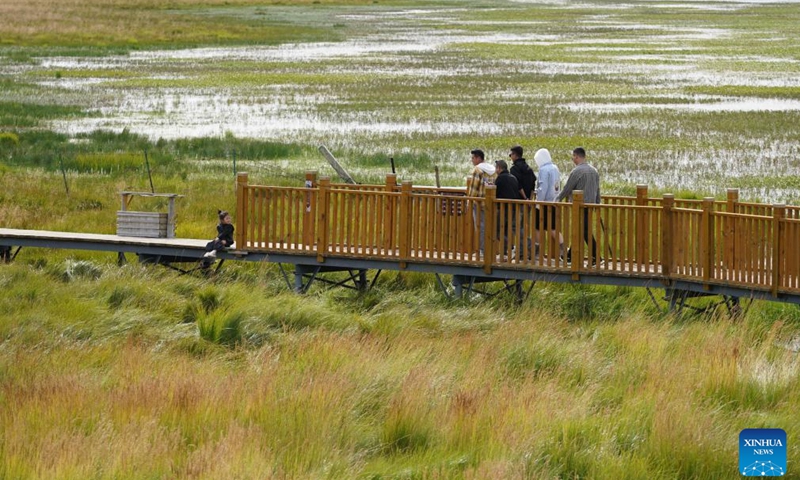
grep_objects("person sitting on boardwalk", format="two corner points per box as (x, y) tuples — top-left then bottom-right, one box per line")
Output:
(534, 148), (563, 257)
(202, 210), (234, 267)
(508, 145), (536, 201)
(494, 160), (521, 259)
(556, 147), (599, 264)
(467, 149), (496, 254)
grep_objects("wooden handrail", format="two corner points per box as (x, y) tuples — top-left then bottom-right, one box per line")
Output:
(234, 180), (800, 296)
(484, 186), (496, 274)
(399, 181), (412, 268)
(701, 197), (715, 289)
(316, 177), (331, 262)
(235, 172), (248, 249)
(773, 204), (785, 297)
(571, 191), (583, 280)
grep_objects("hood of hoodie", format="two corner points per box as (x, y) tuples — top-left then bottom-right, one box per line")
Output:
(475, 162), (496, 175)
(534, 148), (552, 168)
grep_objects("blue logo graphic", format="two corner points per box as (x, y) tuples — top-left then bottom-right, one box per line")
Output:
(740, 429), (786, 476)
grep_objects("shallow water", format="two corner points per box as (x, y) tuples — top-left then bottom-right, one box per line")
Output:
(4, 1), (800, 201)
(565, 98), (800, 113)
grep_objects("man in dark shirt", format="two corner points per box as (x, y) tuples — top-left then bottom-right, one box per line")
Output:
(509, 145), (536, 201)
(494, 160), (523, 260)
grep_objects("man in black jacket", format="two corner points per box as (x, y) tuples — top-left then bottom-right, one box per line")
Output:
(494, 160), (522, 260)
(509, 145), (536, 201)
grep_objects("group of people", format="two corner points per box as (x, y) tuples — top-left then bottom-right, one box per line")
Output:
(200, 145), (601, 268)
(467, 145), (600, 262)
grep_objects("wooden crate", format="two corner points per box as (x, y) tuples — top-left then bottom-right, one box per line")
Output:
(116, 211), (171, 238)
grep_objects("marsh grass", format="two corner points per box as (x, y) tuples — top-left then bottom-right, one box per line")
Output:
(1, 248), (800, 477)
(0, 0), (350, 49)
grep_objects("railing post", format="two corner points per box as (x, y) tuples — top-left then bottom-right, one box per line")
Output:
(772, 204), (785, 298)
(726, 188), (739, 213)
(235, 172), (248, 249)
(399, 181), (412, 268)
(316, 177), (331, 263)
(483, 186), (496, 274)
(385, 174), (397, 253)
(701, 197), (715, 288)
(571, 191), (584, 280)
(303, 171), (318, 251)
(636, 184), (648, 269)
(661, 194), (674, 278)
(725, 188), (738, 274)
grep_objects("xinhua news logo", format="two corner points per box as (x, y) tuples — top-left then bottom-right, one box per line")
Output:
(740, 428), (786, 477)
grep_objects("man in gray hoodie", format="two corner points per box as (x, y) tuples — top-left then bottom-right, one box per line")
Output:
(467, 149), (496, 254)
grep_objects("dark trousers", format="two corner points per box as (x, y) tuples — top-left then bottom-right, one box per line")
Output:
(496, 205), (532, 257)
(568, 210), (598, 262)
(205, 239), (225, 252)
(583, 210), (598, 261)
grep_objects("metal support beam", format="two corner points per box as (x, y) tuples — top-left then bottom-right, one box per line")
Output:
(0, 246), (20, 263)
(435, 273), (452, 299)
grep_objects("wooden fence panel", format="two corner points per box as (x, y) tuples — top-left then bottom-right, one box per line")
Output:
(325, 189), (400, 258)
(670, 208), (702, 280)
(781, 219), (800, 292)
(241, 186), (310, 252)
(414, 194), (477, 263)
(237, 182), (800, 293)
(713, 211), (773, 287)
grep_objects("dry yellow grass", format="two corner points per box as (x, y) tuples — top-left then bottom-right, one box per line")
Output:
(3, 269), (798, 478)
(0, 0), (367, 47)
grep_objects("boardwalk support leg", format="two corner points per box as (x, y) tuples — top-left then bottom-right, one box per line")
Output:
(283, 265), (378, 294)
(452, 275), (466, 299)
(369, 270), (383, 291)
(294, 265), (321, 294)
(357, 269), (368, 291)
(667, 288), (690, 315)
(0, 246), (20, 263)
(646, 287), (664, 312)
(435, 273), (452, 299)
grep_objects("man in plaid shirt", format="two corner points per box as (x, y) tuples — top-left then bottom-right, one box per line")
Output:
(467, 149), (497, 254)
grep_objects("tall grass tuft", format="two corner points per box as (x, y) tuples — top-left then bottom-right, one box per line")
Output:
(197, 307), (245, 346)
(0, 131), (20, 148)
(65, 152), (144, 173)
(196, 285), (221, 314)
(380, 399), (432, 455)
(50, 259), (103, 282)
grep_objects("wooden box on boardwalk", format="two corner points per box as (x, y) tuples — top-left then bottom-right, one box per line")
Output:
(116, 211), (171, 238)
(116, 191), (183, 238)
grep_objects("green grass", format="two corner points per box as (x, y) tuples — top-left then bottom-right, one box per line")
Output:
(0, 101), (87, 128)
(3, 256), (799, 477)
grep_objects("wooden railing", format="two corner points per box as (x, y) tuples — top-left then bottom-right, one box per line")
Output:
(234, 173), (800, 296)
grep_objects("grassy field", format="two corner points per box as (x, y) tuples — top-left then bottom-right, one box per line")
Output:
(3, 0), (800, 478)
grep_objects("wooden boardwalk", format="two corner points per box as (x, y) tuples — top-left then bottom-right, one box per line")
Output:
(0, 228), (208, 249)
(2, 172), (799, 305)
(233, 172), (800, 301)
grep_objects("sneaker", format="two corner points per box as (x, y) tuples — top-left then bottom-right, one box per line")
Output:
(203, 250), (217, 258)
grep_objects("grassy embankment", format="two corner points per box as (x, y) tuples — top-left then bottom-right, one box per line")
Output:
(3, 0), (800, 477)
